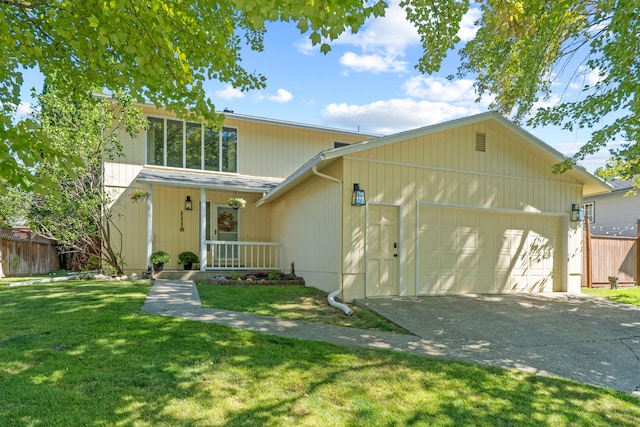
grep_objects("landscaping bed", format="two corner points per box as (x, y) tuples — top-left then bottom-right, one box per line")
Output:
(204, 271), (305, 286)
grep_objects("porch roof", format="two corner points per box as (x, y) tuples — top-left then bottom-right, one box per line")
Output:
(135, 168), (283, 193)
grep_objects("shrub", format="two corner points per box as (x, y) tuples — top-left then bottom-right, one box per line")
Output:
(178, 251), (198, 265)
(150, 251), (171, 264)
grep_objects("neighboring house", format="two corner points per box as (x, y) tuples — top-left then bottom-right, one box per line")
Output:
(106, 108), (610, 301)
(583, 178), (640, 237)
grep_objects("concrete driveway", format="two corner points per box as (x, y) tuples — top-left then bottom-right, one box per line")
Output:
(355, 293), (640, 394)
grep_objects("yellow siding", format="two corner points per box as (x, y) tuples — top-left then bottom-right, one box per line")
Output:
(270, 161), (343, 293)
(108, 106), (370, 184)
(111, 186), (271, 274)
(341, 121), (584, 300)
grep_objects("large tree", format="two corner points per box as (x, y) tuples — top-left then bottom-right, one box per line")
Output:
(457, 0), (639, 176)
(1, 0), (386, 194)
(27, 86), (147, 274)
(3, 0), (638, 191)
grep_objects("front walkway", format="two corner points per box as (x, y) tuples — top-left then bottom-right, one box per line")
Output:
(141, 279), (445, 356)
(141, 279), (640, 395)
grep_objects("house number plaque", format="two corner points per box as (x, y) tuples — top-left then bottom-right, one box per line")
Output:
(180, 211), (184, 232)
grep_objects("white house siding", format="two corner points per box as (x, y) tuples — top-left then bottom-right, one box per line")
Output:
(584, 192), (640, 237)
(340, 120), (583, 301)
(270, 162), (343, 293)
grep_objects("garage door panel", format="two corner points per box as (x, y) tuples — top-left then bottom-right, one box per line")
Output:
(418, 206), (561, 295)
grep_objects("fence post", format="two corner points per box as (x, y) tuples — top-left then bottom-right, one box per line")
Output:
(585, 217), (592, 288)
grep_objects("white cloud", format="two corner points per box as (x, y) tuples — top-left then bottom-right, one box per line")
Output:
(322, 98), (485, 134)
(16, 102), (34, 117)
(457, 7), (481, 42)
(403, 76), (477, 102)
(215, 85), (244, 100)
(268, 88), (293, 103)
(340, 51), (408, 73)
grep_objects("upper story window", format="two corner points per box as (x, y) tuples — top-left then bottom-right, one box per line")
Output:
(146, 116), (237, 173)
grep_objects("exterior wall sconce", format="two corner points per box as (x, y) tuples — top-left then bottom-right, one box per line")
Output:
(351, 183), (366, 206)
(185, 196), (193, 211)
(571, 203), (584, 222)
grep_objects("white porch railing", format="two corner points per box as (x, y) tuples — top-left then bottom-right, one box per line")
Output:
(202, 240), (283, 270)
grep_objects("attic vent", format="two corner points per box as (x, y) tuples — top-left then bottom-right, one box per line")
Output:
(475, 132), (486, 152)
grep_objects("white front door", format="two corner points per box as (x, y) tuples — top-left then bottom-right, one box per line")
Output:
(215, 204), (239, 259)
(367, 205), (400, 297)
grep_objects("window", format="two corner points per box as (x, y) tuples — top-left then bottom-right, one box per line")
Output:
(583, 202), (595, 222)
(146, 116), (237, 172)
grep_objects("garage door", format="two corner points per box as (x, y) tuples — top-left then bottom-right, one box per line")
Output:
(417, 206), (562, 294)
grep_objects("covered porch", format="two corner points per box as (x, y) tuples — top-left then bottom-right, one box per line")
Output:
(135, 168), (283, 271)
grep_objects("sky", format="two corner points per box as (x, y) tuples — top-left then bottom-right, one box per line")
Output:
(18, 1), (614, 173)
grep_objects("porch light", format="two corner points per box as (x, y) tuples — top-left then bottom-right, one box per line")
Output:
(571, 203), (584, 222)
(351, 183), (366, 206)
(185, 196), (193, 211)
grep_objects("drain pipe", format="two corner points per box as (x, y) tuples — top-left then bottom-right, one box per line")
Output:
(328, 289), (354, 316)
(312, 166), (353, 316)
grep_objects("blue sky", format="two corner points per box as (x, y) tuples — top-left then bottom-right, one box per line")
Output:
(18, 2), (613, 172)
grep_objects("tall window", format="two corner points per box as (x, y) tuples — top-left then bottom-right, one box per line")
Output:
(146, 116), (237, 172)
(583, 202), (595, 222)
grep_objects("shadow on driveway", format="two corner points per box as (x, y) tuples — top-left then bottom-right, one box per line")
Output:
(356, 293), (640, 394)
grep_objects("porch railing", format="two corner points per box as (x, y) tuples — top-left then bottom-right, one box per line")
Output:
(202, 240), (283, 271)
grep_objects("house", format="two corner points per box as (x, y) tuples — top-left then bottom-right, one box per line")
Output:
(106, 107), (610, 301)
(583, 178), (640, 237)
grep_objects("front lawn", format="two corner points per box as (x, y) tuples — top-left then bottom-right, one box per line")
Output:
(2, 280), (639, 426)
(196, 283), (409, 333)
(582, 286), (640, 306)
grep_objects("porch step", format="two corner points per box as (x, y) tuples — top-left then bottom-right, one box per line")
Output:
(153, 270), (252, 281)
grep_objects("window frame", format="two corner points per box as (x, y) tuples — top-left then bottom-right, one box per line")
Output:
(583, 201), (595, 222)
(145, 115), (238, 173)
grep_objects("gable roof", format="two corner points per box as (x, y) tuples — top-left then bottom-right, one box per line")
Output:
(136, 168), (282, 193)
(257, 111), (611, 206)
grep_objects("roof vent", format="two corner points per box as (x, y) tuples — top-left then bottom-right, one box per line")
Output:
(475, 132), (486, 152)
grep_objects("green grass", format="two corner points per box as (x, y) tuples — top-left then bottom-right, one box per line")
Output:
(581, 286), (640, 306)
(2, 280), (640, 426)
(196, 283), (409, 333)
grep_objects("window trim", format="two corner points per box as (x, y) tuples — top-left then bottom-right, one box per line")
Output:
(583, 201), (595, 222)
(145, 115), (238, 174)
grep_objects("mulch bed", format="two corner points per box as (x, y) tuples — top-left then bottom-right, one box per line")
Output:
(205, 273), (305, 286)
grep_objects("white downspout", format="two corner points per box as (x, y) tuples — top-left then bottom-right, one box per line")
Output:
(311, 166), (353, 316)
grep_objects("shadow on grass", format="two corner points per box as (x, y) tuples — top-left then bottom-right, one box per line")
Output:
(1, 281), (639, 426)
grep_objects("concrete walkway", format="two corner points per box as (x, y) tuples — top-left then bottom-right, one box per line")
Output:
(141, 279), (640, 395)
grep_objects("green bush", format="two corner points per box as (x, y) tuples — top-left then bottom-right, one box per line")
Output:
(178, 251), (198, 264)
(150, 251), (171, 264)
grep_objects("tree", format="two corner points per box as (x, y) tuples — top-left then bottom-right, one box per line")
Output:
(457, 0), (640, 177)
(1, 0), (387, 194)
(4, 0), (637, 190)
(26, 86), (147, 274)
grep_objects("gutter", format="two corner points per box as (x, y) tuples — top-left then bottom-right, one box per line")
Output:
(311, 166), (353, 316)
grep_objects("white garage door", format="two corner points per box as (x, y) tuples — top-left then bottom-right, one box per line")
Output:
(417, 206), (562, 294)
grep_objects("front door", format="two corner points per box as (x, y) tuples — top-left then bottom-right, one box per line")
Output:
(215, 204), (239, 259)
(367, 205), (399, 297)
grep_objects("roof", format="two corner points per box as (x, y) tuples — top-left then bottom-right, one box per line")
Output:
(257, 112), (611, 206)
(135, 168), (282, 193)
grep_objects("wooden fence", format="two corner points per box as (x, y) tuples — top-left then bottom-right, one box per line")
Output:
(583, 218), (639, 287)
(0, 227), (60, 277)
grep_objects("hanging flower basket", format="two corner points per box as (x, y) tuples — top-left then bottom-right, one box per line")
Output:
(130, 190), (150, 202)
(227, 197), (246, 209)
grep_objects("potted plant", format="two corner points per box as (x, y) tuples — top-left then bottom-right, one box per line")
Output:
(178, 251), (198, 270)
(227, 197), (246, 209)
(150, 250), (171, 272)
(130, 189), (150, 202)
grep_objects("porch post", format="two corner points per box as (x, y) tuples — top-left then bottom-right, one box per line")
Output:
(200, 188), (207, 271)
(146, 184), (153, 268)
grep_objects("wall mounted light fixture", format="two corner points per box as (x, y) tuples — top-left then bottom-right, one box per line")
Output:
(351, 183), (366, 206)
(571, 203), (584, 222)
(185, 196), (193, 211)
